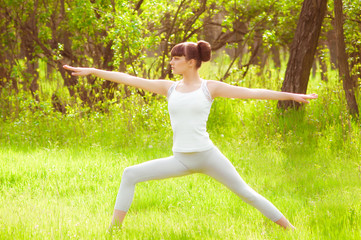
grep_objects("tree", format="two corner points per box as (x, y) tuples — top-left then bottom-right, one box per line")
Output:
(334, 0), (359, 116)
(3, 0), (359, 117)
(278, 0), (328, 109)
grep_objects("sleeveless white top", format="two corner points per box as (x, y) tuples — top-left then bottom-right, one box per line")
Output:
(167, 80), (214, 152)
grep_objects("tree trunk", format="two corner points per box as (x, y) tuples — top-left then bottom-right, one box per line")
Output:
(334, 0), (359, 116)
(271, 46), (281, 69)
(18, 0), (40, 101)
(317, 43), (328, 82)
(278, 0), (328, 109)
(326, 25), (338, 69)
(57, 0), (78, 97)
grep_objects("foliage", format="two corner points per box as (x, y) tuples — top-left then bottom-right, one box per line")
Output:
(1, 65), (360, 239)
(0, 0), (360, 117)
(343, 0), (361, 82)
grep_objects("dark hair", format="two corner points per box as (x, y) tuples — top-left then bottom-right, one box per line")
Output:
(171, 40), (211, 68)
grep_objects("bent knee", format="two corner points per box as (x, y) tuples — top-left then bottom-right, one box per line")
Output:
(121, 166), (140, 185)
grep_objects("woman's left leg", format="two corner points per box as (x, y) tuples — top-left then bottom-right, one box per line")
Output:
(196, 147), (294, 229)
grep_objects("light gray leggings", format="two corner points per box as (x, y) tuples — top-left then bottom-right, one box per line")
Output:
(114, 146), (283, 222)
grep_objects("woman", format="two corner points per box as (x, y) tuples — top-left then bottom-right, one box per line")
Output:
(63, 40), (317, 230)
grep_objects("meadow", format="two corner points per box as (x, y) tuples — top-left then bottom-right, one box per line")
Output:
(0, 57), (360, 239)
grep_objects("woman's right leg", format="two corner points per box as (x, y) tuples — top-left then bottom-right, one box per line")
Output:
(110, 156), (191, 228)
(110, 209), (127, 229)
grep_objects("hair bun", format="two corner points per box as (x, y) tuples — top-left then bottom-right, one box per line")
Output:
(197, 40), (211, 62)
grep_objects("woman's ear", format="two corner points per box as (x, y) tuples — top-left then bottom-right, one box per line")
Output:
(187, 59), (197, 68)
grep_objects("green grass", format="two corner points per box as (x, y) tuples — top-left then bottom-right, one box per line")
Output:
(1, 58), (361, 239)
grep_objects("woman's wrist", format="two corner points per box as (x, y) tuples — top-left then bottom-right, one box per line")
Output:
(90, 68), (97, 75)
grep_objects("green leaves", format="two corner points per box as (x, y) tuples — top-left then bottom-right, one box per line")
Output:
(1, 0), (360, 115)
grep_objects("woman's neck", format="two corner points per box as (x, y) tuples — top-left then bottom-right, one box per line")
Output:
(181, 70), (201, 85)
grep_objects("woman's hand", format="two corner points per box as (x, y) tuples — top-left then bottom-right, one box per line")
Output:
(63, 65), (94, 76)
(291, 93), (318, 103)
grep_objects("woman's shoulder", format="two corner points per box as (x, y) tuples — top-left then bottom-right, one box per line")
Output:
(204, 80), (240, 99)
(167, 81), (180, 98)
(202, 80), (222, 100)
(203, 80), (223, 94)
(203, 80), (218, 85)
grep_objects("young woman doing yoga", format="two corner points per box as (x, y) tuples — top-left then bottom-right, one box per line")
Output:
(63, 40), (317, 230)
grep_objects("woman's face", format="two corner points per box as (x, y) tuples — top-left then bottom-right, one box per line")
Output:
(170, 56), (192, 75)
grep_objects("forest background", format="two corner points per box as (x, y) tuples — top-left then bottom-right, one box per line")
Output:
(0, 0), (360, 239)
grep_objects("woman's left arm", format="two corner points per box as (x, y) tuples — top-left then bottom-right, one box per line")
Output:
(207, 80), (318, 103)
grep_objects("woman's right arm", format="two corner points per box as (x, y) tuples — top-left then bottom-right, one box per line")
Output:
(63, 65), (173, 96)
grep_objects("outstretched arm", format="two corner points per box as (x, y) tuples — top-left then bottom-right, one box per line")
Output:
(63, 65), (173, 96)
(207, 80), (318, 103)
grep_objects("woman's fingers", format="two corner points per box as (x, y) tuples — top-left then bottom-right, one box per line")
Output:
(63, 65), (81, 75)
(63, 65), (76, 71)
(303, 94), (318, 103)
(298, 97), (309, 103)
(293, 93), (318, 103)
(63, 65), (77, 75)
(308, 93), (318, 99)
(63, 65), (90, 76)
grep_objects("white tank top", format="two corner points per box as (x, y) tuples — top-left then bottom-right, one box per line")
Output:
(167, 80), (214, 152)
